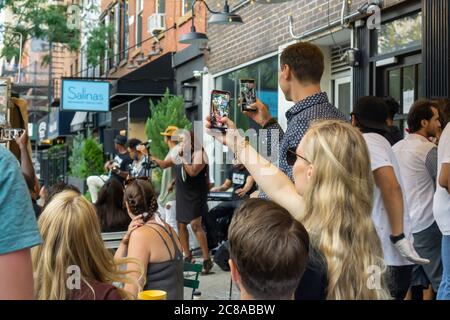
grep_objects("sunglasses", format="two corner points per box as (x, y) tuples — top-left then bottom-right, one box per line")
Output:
(124, 176), (150, 187)
(286, 147), (311, 166)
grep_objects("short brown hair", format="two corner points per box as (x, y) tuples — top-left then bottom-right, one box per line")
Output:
(280, 42), (324, 84)
(407, 100), (440, 133)
(228, 199), (310, 300)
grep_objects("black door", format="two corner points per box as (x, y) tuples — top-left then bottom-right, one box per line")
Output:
(376, 53), (423, 133)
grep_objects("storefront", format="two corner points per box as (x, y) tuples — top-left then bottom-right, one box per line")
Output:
(173, 45), (206, 123)
(354, 0), (423, 134)
(109, 52), (175, 141)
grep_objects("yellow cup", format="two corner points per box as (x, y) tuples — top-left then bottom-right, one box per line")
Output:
(138, 290), (167, 300)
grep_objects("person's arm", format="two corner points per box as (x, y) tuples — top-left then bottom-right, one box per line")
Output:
(182, 151), (207, 177)
(122, 229), (150, 298)
(206, 116), (304, 220)
(425, 147), (438, 184)
(15, 131), (35, 186)
(114, 215), (144, 260)
(210, 179), (232, 192)
(0, 248), (35, 299)
(151, 156), (175, 169)
(373, 166), (429, 264)
(235, 176), (255, 198)
(439, 163), (450, 193)
(373, 166), (404, 236)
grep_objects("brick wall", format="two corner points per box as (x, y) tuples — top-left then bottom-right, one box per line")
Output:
(206, 0), (408, 74)
(100, 0), (207, 79)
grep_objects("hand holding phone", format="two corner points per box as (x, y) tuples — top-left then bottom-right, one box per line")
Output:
(239, 79), (257, 112)
(210, 90), (231, 131)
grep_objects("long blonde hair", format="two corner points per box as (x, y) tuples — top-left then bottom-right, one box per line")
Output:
(300, 120), (390, 300)
(32, 190), (143, 300)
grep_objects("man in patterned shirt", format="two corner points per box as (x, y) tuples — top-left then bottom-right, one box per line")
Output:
(243, 42), (346, 198)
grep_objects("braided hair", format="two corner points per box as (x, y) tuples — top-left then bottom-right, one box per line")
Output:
(123, 179), (158, 222)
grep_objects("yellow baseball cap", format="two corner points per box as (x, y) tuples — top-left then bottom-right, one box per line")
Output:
(160, 126), (179, 137)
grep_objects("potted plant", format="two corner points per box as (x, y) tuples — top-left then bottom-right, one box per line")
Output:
(145, 90), (191, 193)
(67, 133), (104, 194)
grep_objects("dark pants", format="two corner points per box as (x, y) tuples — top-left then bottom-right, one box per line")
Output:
(387, 265), (414, 300)
(204, 200), (244, 250)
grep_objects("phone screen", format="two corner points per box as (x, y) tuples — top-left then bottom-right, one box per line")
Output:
(239, 79), (256, 111)
(210, 90), (231, 131)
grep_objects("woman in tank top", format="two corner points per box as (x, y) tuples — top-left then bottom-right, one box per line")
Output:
(115, 178), (184, 299)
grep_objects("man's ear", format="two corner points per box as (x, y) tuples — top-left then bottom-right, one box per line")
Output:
(283, 64), (292, 81)
(421, 119), (429, 129)
(229, 259), (241, 285)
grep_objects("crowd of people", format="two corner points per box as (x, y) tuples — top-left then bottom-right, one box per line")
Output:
(0, 41), (449, 300)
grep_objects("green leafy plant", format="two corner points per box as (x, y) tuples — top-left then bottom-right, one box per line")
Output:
(145, 90), (191, 191)
(86, 24), (114, 67)
(68, 134), (104, 179)
(145, 89), (192, 159)
(0, 1), (81, 64)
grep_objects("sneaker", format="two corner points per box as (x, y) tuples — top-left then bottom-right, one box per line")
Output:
(202, 258), (213, 275)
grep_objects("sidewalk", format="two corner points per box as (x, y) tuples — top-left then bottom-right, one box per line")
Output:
(184, 260), (240, 300)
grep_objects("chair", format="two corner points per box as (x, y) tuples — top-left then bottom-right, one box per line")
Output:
(183, 262), (202, 300)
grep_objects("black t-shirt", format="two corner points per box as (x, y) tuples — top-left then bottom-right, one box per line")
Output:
(295, 246), (328, 300)
(111, 152), (133, 183)
(226, 166), (256, 196)
(116, 152), (133, 171)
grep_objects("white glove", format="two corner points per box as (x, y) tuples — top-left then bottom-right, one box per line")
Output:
(394, 238), (430, 265)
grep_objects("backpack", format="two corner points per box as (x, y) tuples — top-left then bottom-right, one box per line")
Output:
(213, 241), (230, 271)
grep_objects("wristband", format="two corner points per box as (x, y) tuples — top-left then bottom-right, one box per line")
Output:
(389, 233), (405, 244)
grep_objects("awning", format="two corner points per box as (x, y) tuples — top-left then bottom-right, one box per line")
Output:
(70, 111), (88, 132)
(109, 52), (175, 108)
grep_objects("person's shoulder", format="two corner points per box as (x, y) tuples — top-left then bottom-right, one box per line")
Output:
(71, 281), (124, 300)
(0, 145), (18, 166)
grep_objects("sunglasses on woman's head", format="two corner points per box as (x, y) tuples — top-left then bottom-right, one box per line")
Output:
(286, 147), (311, 166)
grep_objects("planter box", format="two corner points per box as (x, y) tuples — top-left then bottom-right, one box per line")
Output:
(67, 176), (87, 194)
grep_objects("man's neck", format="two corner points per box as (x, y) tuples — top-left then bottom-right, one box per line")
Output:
(413, 129), (430, 140)
(291, 84), (321, 103)
(168, 142), (177, 149)
(386, 119), (394, 126)
(240, 290), (255, 300)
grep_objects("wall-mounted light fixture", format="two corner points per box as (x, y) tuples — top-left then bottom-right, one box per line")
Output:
(179, 0), (244, 45)
(182, 83), (196, 103)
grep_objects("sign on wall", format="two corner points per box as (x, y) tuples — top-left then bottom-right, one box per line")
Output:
(61, 79), (110, 112)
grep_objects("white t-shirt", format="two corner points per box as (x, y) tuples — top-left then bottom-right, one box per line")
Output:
(393, 134), (437, 233)
(433, 125), (450, 235)
(363, 133), (413, 266)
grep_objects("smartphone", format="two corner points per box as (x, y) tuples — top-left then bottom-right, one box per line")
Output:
(210, 90), (231, 131)
(239, 79), (257, 112)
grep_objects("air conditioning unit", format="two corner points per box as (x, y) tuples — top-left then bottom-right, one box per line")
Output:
(147, 13), (166, 35)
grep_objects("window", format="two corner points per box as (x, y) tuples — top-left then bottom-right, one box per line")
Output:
(156, 0), (165, 14)
(181, 0), (188, 16)
(136, 0), (143, 46)
(373, 12), (422, 56)
(214, 56), (279, 184)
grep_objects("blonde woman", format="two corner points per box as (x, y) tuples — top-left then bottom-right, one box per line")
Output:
(32, 190), (141, 300)
(206, 117), (390, 300)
